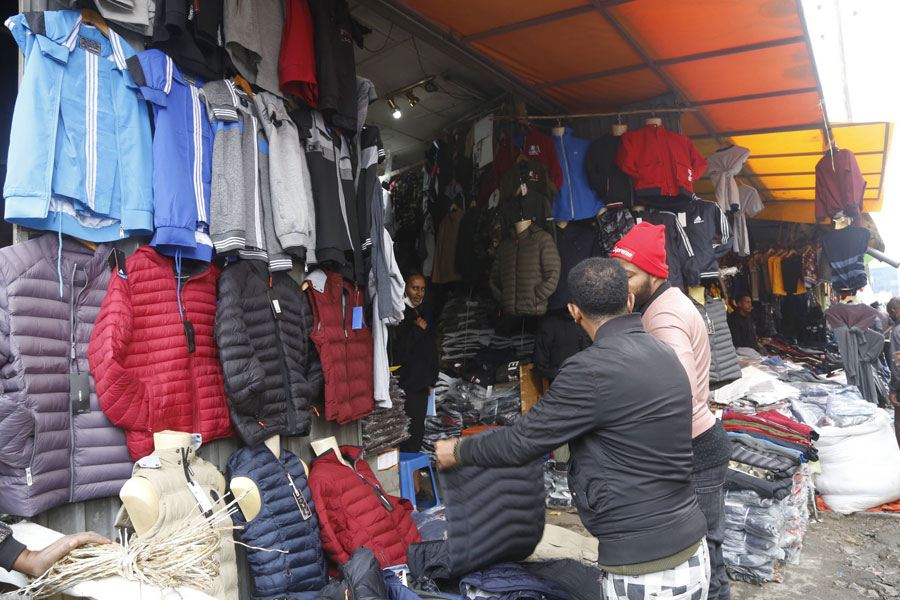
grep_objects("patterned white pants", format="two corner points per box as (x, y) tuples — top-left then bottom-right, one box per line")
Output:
(601, 538), (711, 600)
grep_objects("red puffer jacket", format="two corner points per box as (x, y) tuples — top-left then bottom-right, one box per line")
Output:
(309, 446), (420, 570)
(305, 270), (373, 423)
(616, 124), (707, 198)
(88, 247), (234, 459)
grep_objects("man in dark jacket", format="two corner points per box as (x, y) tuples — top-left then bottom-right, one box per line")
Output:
(436, 258), (709, 600)
(728, 295), (761, 353)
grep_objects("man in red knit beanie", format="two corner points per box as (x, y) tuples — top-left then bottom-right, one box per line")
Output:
(612, 222), (734, 600)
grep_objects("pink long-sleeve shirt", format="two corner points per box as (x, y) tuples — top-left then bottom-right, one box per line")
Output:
(640, 285), (716, 439)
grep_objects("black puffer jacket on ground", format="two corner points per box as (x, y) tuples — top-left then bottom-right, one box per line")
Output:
(490, 224), (561, 317)
(442, 459), (545, 577)
(216, 260), (323, 445)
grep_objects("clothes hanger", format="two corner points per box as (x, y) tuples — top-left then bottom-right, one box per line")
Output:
(81, 9), (110, 38)
(233, 75), (254, 98)
(70, 235), (98, 251)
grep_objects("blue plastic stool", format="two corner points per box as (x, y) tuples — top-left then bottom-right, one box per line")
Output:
(398, 452), (440, 510)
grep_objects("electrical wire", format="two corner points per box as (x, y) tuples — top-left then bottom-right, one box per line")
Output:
(363, 21), (394, 53)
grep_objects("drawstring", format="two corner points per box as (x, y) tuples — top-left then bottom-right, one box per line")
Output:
(57, 214), (64, 298)
(175, 249), (184, 321)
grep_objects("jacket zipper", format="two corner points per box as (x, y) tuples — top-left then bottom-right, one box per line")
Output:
(270, 275), (296, 434)
(178, 269), (209, 436)
(341, 281), (352, 416)
(67, 264), (91, 500)
(560, 134), (575, 219)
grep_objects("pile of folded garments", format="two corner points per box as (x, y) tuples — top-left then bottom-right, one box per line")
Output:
(361, 378), (410, 453)
(468, 381), (521, 426)
(543, 459), (573, 509)
(438, 293), (494, 367)
(722, 409), (817, 584)
(422, 374), (480, 455)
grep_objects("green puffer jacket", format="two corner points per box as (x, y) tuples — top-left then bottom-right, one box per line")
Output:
(490, 224), (561, 317)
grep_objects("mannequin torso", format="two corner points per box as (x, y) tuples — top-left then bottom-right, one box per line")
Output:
(119, 430), (226, 536)
(230, 435), (311, 522)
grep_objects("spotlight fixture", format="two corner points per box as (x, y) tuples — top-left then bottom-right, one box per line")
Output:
(405, 91), (420, 107)
(423, 80), (438, 93)
(387, 97), (401, 119)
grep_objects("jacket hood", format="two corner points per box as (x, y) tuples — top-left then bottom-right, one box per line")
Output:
(36, 234), (111, 283)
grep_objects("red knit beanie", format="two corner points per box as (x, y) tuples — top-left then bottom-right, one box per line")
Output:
(610, 222), (669, 279)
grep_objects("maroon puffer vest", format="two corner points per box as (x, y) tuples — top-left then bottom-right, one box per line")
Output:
(305, 270), (373, 423)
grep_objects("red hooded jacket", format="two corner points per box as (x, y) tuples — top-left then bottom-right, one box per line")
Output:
(616, 124), (707, 198)
(88, 247), (234, 459)
(309, 446), (420, 570)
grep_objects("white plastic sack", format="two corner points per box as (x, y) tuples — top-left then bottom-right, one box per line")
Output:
(814, 410), (900, 513)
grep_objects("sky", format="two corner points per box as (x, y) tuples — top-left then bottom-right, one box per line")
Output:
(802, 0), (900, 262)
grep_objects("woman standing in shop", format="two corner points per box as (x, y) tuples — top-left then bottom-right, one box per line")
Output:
(389, 273), (440, 453)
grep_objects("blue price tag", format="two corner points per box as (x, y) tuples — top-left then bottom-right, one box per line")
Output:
(426, 388), (436, 417)
(352, 306), (364, 330)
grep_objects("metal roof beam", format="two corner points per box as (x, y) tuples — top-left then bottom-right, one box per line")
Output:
(692, 87), (818, 107)
(460, 6), (594, 42)
(537, 36), (806, 89)
(363, 0), (566, 115)
(749, 150), (883, 159)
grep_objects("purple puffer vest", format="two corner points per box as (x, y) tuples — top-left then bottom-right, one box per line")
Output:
(0, 234), (132, 517)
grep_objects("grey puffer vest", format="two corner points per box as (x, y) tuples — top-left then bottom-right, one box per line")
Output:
(0, 234), (132, 517)
(694, 296), (742, 385)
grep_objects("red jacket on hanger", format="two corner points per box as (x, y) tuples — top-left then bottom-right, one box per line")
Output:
(494, 128), (563, 191)
(616, 124), (707, 198)
(88, 247), (234, 460)
(814, 148), (866, 222)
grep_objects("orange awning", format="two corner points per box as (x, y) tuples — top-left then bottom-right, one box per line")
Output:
(392, 0), (892, 222)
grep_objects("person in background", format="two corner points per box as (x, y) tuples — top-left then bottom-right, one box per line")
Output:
(888, 296), (900, 448)
(435, 258), (710, 600)
(727, 295), (761, 353)
(0, 522), (109, 576)
(389, 273), (439, 453)
(611, 222), (732, 600)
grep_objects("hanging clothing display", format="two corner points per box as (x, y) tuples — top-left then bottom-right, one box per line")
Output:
(683, 198), (731, 280)
(552, 127), (604, 221)
(638, 209), (700, 290)
(304, 270), (374, 424)
(88, 247), (235, 460)
(489, 224), (561, 318)
(127, 446), (238, 600)
(94, 0), (155, 36)
(693, 296), (741, 385)
(825, 303), (887, 404)
(279, 0), (318, 107)
(820, 226), (870, 291)
(4, 10), (154, 242)
(215, 261), (323, 446)
(547, 219), (601, 310)
(151, 0), (229, 81)
(307, 0), (362, 134)
(815, 148), (866, 223)
(494, 128), (563, 191)
(707, 145), (750, 211)
(0, 235), (132, 518)
(308, 446), (420, 570)
(131, 49), (215, 262)
(223, 0), (285, 96)
(226, 444), (329, 598)
(431, 207), (465, 284)
(596, 206), (636, 257)
(615, 124), (707, 199)
(733, 185), (764, 256)
(200, 80), (292, 272)
(584, 133), (633, 209)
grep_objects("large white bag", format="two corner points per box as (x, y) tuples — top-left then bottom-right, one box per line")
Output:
(814, 410), (900, 514)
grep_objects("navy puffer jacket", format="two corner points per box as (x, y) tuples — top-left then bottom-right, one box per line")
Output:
(227, 444), (328, 598)
(216, 260), (323, 445)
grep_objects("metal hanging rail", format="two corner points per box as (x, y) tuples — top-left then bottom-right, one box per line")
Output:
(491, 107), (697, 121)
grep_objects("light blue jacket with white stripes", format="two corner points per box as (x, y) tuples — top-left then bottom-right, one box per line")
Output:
(4, 11), (153, 242)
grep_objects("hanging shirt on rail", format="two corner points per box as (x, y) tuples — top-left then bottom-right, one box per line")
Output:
(4, 10), (153, 242)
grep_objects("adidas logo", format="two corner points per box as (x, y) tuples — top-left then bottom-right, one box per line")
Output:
(693, 216), (704, 224)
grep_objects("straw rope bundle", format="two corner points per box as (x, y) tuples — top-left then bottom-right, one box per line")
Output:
(22, 501), (243, 599)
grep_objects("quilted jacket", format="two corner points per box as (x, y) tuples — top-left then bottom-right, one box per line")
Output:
(227, 444), (328, 598)
(215, 261), (323, 445)
(88, 246), (234, 460)
(304, 270), (373, 423)
(489, 224), (561, 317)
(0, 234), (132, 517)
(308, 446), (420, 570)
(616, 124), (707, 198)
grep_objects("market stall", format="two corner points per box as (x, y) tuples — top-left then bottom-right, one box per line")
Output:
(0, 0), (896, 599)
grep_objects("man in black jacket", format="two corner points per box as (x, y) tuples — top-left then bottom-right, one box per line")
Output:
(436, 258), (709, 600)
